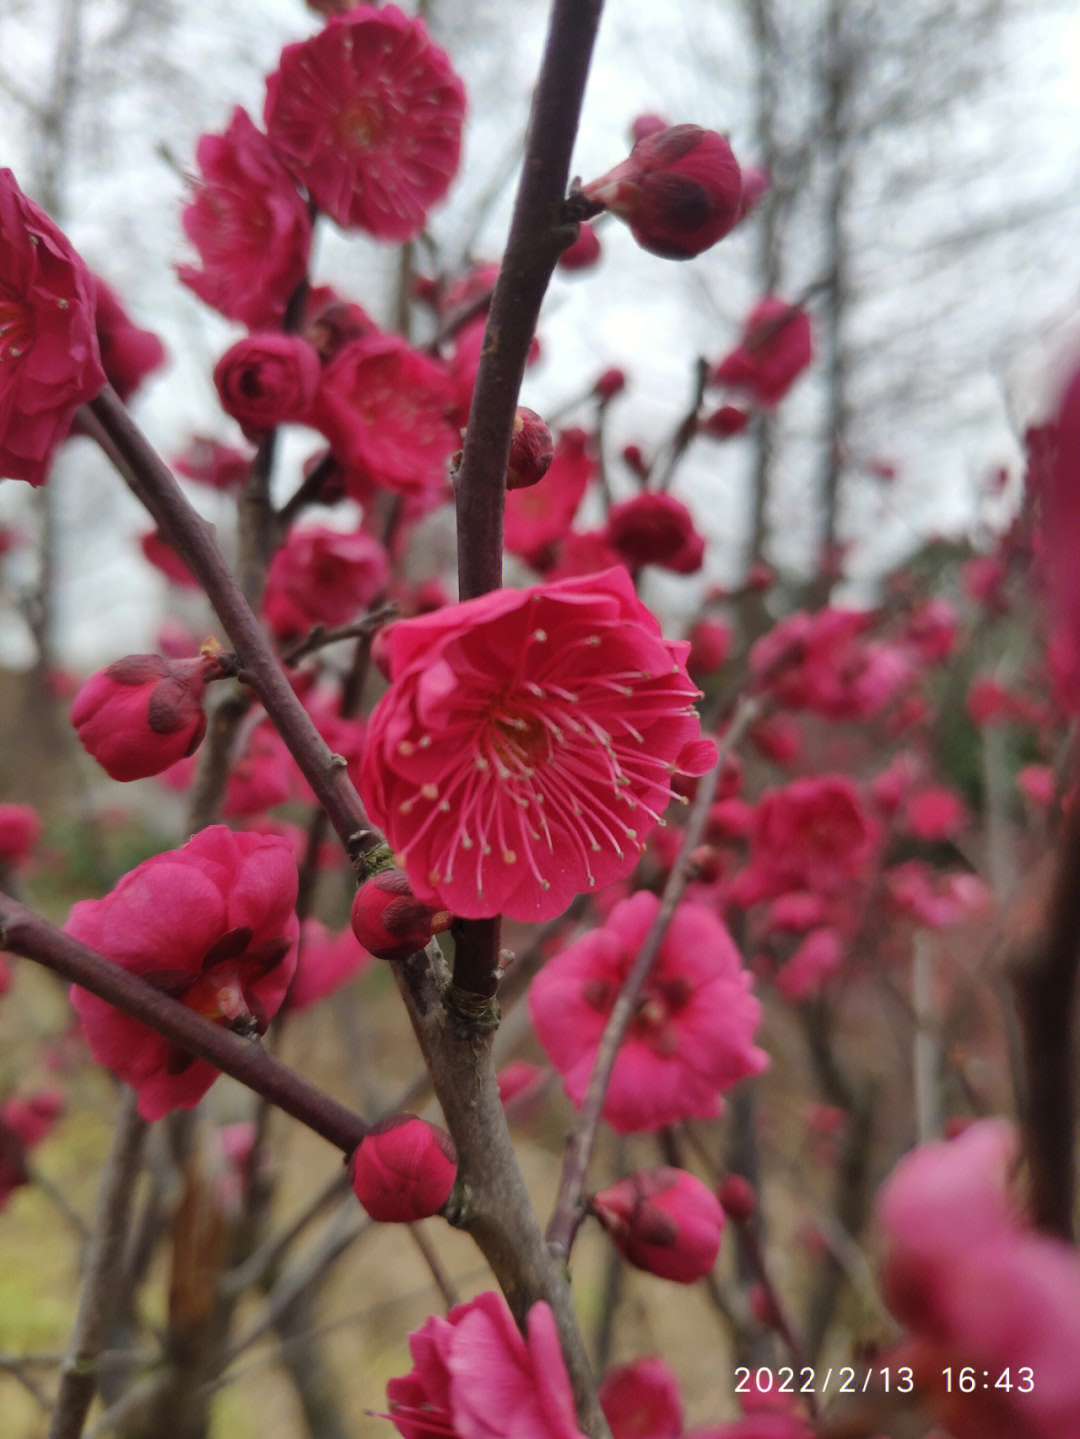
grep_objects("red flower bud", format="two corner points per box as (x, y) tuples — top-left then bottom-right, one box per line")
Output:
(582, 125), (743, 260)
(348, 1113), (457, 1222)
(717, 1173), (757, 1224)
(711, 297), (814, 409)
(699, 404), (749, 439)
(506, 407), (555, 491)
(558, 222), (602, 271)
(0, 803), (41, 866)
(591, 1167), (725, 1283)
(350, 868), (452, 961)
(606, 492), (705, 574)
(593, 367), (627, 403)
(71, 649), (233, 781)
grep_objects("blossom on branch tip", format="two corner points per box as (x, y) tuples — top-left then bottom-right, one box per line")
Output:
(264, 5), (466, 240)
(348, 1113), (457, 1222)
(0, 169), (106, 485)
(581, 125), (743, 260)
(386, 1291), (587, 1439)
(71, 649), (234, 782)
(529, 890), (765, 1130)
(591, 1167), (725, 1283)
(359, 569), (717, 922)
(66, 826), (299, 1120)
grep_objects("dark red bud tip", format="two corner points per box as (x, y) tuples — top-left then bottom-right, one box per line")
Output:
(506, 408), (555, 491)
(70, 654), (213, 781)
(348, 1114), (457, 1222)
(350, 868), (453, 960)
(591, 1167), (725, 1284)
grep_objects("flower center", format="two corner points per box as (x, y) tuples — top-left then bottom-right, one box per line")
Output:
(341, 98), (386, 149)
(0, 293), (32, 362)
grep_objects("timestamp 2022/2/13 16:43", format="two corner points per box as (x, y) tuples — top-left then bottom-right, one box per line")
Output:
(733, 1365), (1035, 1398)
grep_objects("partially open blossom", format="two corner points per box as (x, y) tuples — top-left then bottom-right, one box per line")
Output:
(605, 492), (706, 574)
(558, 222), (602, 271)
(213, 333), (321, 439)
(288, 918), (374, 1010)
(600, 1358), (683, 1439)
(264, 5), (466, 239)
(387, 1292), (587, 1438)
(0, 1091), (64, 1210)
(262, 524), (389, 640)
(350, 867), (452, 960)
(348, 1113), (457, 1222)
(530, 890), (765, 1129)
(582, 126), (743, 260)
(591, 1167), (725, 1283)
(360, 569), (718, 923)
(504, 428), (596, 566)
(0, 169), (106, 484)
(876, 1120), (1080, 1438)
(506, 407), (555, 490)
(312, 332), (456, 496)
(712, 297), (814, 409)
(88, 274), (166, 403)
(67, 826), (299, 1120)
(71, 649), (234, 782)
(178, 107), (313, 330)
(0, 803), (41, 866)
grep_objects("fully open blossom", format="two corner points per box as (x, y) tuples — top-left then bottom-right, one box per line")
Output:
(712, 297), (814, 409)
(213, 333), (321, 439)
(504, 428), (596, 567)
(264, 5), (466, 239)
(67, 826), (298, 1120)
(582, 126), (743, 260)
(876, 1120), (1080, 1438)
(748, 607), (911, 720)
(312, 332), (456, 496)
(261, 524), (389, 640)
(1, 170), (106, 484)
(530, 891), (765, 1129)
(71, 650), (234, 782)
(177, 106), (313, 330)
(361, 569), (717, 922)
(386, 1291), (586, 1439)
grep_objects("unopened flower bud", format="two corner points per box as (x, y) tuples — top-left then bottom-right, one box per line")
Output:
(0, 804), (41, 867)
(717, 1173), (757, 1223)
(591, 1167), (725, 1283)
(506, 407), (555, 491)
(593, 367), (627, 403)
(699, 404), (749, 439)
(350, 868), (452, 960)
(213, 333), (322, 438)
(582, 125), (742, 260)
(558, 222), (602, 272)
(71, 648), (234, 781)
(348, 1113), (457, 1222)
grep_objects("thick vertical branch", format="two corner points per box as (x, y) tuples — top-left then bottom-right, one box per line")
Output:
(450, 0), (605, 998)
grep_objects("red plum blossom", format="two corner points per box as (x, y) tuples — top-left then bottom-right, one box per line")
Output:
(348, 1113), (457, 1223)
(711, 297), (814, 409)
(591, 1167), (725, 1283)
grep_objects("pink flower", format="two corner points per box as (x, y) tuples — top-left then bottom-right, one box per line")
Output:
(88, 274), (166, 403)
(749, 608), (910, 720)
(261, 524), (389, 640)
(360, 570), (717, 922)
(213, 333), (321, 439)
(350, 867), (452, 961)
(67, 826), (299, 1120)
(312, 332), (457, 496)
(139, 531), (199, 588)
(775, 925), (844, 1001)
(348, 1113), (457, 1223)
(0, 170), (106, 484)
(884, 861), (992, 930)
(302, 285), (378, 362)
(0, 803), (41, 866)
(172, 435), (253, 491)
(1017, 763), (1055, 807)
(605, 492), (706, 574)
(599, 1357), (683, 1439)
(264, 5), (466, 239)
(504, 429), (596, 567)
(903, 785), (968, 841)
(386, 1291), (586, 1439)
(529, 891), (766, 1131)
(71, 650), (233, 782)
(591, 1167), (725, 1283)
(687, 619), (732, 677)
(0, 1091), (64, 1210)
(582, 126), (743, 260)
(712, 297), (814, 409)
(699, 404), (749, 439)
(876, 1121), (1080, 1439)
(177, 107), (313, 330)
(287, 918), (374, 1010)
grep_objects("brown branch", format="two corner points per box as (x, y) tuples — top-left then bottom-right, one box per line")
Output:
(0, 893), (366, 1156)
(546, 697), (761, 1261)
(450, 0), (606, 999)
(77, 387), (375, 866)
